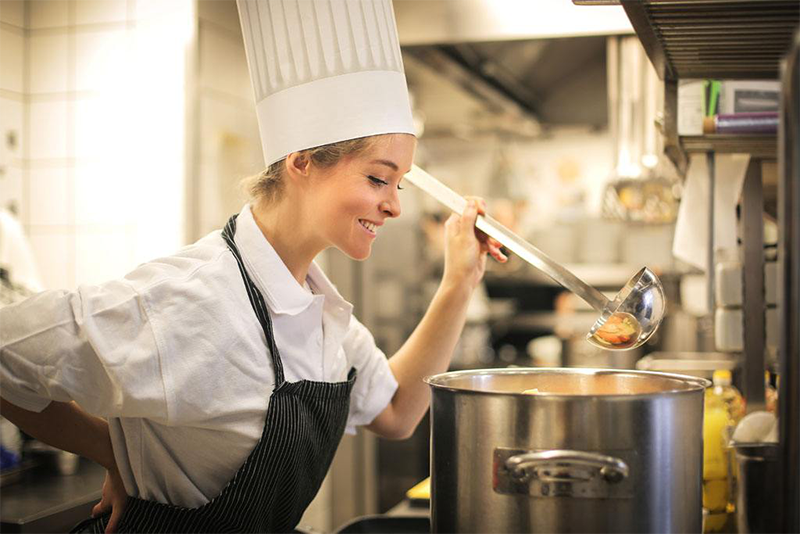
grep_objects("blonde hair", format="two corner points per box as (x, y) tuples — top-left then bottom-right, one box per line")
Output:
(242, 136), (381, 204)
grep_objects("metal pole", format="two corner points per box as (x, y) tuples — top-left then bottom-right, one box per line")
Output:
(778, 29), (800, 534)
(707, 152), (716, 316)
(741, 159), (767, 413)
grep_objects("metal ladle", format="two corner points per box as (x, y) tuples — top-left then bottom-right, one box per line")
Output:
(405, 165), (665, 351)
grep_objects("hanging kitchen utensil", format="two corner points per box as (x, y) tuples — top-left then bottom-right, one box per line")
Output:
(405, 165), (666, 350)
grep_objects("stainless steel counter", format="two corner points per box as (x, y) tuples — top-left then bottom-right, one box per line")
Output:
(1, 457), (104, 533)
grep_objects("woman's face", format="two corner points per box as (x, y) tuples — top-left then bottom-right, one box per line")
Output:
(308, 134), (415, 260)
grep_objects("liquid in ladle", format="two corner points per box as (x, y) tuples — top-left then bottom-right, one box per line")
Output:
(591, 312), (642, 349)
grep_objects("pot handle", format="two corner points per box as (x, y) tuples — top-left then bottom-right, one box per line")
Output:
(506, 450), (629, 484)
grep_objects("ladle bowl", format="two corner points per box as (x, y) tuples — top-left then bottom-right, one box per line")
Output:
(405, 166), (667, 351)
(586, 267), (666, 350)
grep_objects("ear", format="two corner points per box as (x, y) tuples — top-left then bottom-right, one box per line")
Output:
(284, 152), (311, 182)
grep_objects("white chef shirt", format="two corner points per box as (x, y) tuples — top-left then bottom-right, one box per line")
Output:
(0, 204), (398, 508)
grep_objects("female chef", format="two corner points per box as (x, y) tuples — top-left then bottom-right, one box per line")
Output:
(0, 1), (505, 532)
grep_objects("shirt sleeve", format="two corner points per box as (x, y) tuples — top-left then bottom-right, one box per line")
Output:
(0, 282), (169, 421)
(341, 315), (397, 435)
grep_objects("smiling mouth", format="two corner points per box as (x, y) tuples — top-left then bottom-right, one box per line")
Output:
(358, 219), (377, 235)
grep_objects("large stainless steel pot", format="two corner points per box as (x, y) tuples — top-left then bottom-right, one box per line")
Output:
(425, 368), (709, 533)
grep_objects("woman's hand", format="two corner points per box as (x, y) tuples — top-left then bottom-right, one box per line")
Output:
(92, 463), (128, 534)
(442, 197), (507, 291)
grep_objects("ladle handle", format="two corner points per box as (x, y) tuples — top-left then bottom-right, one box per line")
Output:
(406, 165), (610, 312)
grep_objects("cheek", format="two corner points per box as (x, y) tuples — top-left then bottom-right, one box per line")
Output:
(313, 192), (363, 233)
(331, 187), (377, 218)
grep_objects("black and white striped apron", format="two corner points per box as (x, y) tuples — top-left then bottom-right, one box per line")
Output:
(73, 214), (357, 533)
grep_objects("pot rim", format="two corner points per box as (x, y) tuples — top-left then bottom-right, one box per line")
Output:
(424, 366), (710, 398)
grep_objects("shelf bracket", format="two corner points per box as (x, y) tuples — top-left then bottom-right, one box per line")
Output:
(663, 79), (688, 176)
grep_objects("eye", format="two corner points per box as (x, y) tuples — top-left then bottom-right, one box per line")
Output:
(368, 175), (403, 190)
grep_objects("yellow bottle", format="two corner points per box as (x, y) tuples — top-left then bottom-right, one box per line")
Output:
(702, 370), (742, 533)
(712, 370), (745, 424)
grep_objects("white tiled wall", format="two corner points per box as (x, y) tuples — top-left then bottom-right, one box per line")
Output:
(0, 29), (24, 94)
(74, 0), (128, 26)
(29, 100), (69, 160)
(0, 97), (24, 169)
(0, 1), (25, 28)
(196, 0), (240, 33)
(0, 1), (26, 235)
(199, 26), (252, 101)
(29, 33), (69, 94)
(74, 163), (125, 226)
(191, 0), (261, 241)
(0, 166), (24, 221)
(28, 0), (68, 30)
(27, 230), (74, 290)
(0, 0), (192, 292)
(29, 167), (71, 226)
(75, 28), (131, 92)
(75, 226), (135, 286)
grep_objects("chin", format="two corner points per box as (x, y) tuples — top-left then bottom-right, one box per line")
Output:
(341, 244), (373, 261)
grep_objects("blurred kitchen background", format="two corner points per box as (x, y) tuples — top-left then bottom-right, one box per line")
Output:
(0, 0), (784, 532)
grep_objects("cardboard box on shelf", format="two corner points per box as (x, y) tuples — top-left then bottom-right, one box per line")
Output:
(719, 81), (780, 115)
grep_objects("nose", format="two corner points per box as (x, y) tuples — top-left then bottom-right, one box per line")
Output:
(380, 189), (401, 218)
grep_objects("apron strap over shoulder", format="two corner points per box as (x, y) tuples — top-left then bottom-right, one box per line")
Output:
(222, 215), (286, 387)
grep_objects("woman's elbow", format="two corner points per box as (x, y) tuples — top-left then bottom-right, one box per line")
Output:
(379, 423), (416, 441)
(367, 408), (420, 440)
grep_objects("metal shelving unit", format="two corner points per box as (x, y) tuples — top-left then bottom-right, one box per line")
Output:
(620, 0), (798, 173)
(620, 0), (799, 80)
(680, 135), (777, 158)
(611, 1), (800, 531)
(617, 0), (798, 394)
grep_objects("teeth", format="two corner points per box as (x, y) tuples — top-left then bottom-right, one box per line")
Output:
(360, 220), (376, 232)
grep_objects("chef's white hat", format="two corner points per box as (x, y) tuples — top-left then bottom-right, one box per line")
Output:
(237, 0), (415, 167)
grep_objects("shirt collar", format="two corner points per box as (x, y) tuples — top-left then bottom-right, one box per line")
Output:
(307, 261), (354, 319)
(233, 204), (315, 316)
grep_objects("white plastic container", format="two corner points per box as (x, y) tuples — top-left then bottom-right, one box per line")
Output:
(678, 80), (706, 135)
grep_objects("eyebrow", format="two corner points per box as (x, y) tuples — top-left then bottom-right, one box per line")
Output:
(370, 159), (399, 172)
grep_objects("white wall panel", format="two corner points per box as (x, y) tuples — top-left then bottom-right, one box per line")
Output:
(29, 100), (69, 160)
(0, 166), (23, 219)
(0, 97), (24, 166)
(29, 0), (69, 30)
(30, 33), (69, 94)
(75, 0), (128, 26)
(0, 0), (25, 28)
(198, 0), (241, 32)
(28, 230), (75, 290)
(74, 163), (135, 226)
(199, 27), (251, 100)
(0, 28), (24, 93)
(75, 28), (130, 92)
(75, 227), (134, 285)
(29, 167), (71, 226)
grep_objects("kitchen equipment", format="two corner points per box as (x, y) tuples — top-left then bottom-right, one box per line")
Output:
(425, 367), (708, 533)
(733, 443), (780, 534)
(405, 165), (666, 350)
(335, 515), (430, 534)
(636, 352), (737, 380)
(405, 477), (430, 504)
(563, 336), (643, 369)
